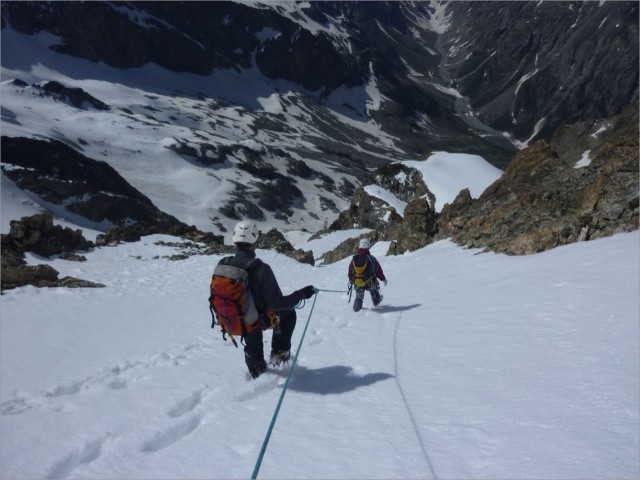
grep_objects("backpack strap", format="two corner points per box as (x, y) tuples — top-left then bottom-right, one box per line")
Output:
(349, 255), (360, 285)
(239, 257), (261, 343)
(244, 257), (260, 271)
(366, 254), (377, 280)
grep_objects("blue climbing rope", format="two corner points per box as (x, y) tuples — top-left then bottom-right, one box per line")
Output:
(251, 288), (320, 479)
(293, 289), (344, 310)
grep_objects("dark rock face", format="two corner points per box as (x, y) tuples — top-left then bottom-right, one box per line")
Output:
(38, 81), (110, 111)
(0, 1), (365, 94)
(1, 136), (186, 230)
(1, 213), (104, 291)
(388, 197), (438, 255)
(256, 24), (364, 94)
(445, 1), (639, 143)
(550, 102), (640, 167)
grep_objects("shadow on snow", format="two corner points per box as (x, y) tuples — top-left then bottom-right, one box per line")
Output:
(364, 304), (422, 313)
(286, 365), (393, 395)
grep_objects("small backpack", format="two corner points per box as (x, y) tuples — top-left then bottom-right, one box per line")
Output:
(351, 254), (376, 288)
(209, 257), (260, 347)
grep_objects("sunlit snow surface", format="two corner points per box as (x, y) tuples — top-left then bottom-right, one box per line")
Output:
(1, 9), (638, 478)
(1, 209), (638, 479)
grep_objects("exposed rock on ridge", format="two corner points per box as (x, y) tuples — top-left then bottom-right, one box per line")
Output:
(320, 108), (639, 261)
(437, 137), (638, 255)
(318, 162), (439, 259)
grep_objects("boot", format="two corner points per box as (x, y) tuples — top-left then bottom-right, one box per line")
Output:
(353, 297), (363, 311)
(371, 289), (383, 307)
(269, 350), (291, 367)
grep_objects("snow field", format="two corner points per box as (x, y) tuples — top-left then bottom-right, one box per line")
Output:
(1, 231), (638, 479)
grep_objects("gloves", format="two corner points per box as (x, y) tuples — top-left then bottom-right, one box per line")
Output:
(383, 279), (388, 286)
(300, 285), (316, 299)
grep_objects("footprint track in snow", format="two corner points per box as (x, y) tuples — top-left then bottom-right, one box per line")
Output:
(46, 436), (110, 479)
(167, 389), (204, 418)
(140, 414), (201, 453)
(139, 384), (218, 454)
(236, 375), (279, 402)
(1, 342), (209, 416)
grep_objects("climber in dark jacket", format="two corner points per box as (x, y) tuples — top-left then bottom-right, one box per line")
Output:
(220, 220), (315, 378)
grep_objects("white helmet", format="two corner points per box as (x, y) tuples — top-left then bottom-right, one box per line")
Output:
(232, 221), (259, 245)
(359, 238), (371, 249)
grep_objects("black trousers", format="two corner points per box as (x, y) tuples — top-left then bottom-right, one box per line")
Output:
(244, 309), (297, 378)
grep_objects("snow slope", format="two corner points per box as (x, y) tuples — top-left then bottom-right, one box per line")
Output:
(0, 26), (405, 236)
(404, 152), (503, 212)
(1, 28), (637, 476)
(1, 225), (638, 478)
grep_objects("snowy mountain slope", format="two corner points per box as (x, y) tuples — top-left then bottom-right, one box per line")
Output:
(1, 117), (638, 477)
(443, 1), (639, 143)
(1, 225), (637, 479)
(1, 3), (638, 477)
(0, 25), (407, 235)
(2, 1), (636, 239)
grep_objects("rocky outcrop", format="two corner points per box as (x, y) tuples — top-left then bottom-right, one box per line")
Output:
(437, 137), (639, 254)
(580, 137), (640, 240)
(256, 229), (315, 266)
(320, 162), (439, 261)
(1, 213), (104, 291)
(387, 197), (439, 255)
(327, 187), (399, 236)
(321, 106), (638, 260)
(153, 227), (316, 264)
(374, 163), (435, 204)
(0, 213), (314, 291)
(37, 81), (110, 111)
(95, 222), (224, 247)
(3, 212), (94, 257)
(321, 231), (381, 266)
